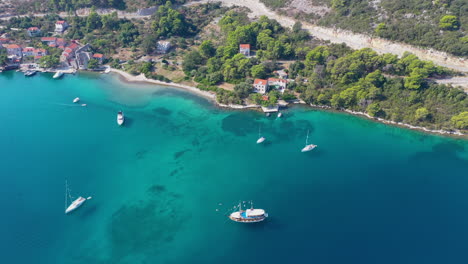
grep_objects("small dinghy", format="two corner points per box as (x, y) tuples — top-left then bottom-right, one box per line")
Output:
(277, 112), (282, 118)
(73, 97), (80, 103)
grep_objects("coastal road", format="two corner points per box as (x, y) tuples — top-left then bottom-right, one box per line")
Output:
(192, 0), (468, 74)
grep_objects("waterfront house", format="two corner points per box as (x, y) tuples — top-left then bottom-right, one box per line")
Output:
(27, 27), (41, 37)
(253, 78), (268, 94)
(267, 78), (288, 93)
(239, 44), (251, 56)
(55, 20), (69, 33)
(156, 41), (171, 54)
(92, 53), (104, 64)
(22, 47), (35, 57)
(4, 44), (22, 57)
(0, 38), (9, 44)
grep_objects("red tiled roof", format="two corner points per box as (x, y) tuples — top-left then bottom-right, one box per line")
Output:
(28, 27), (39, 31)
(262, 96), (269, 101)
(93, 53), (104, 58)
(35, 48), (46, 53)
(58, 45), (65, 49)
(0, 38), (9, 42)
(56, 20), (66, 24)
(239, 44), (251, 49)
(64, 48), (72, 53)
(34, 55), (43, 59)
(6, 44), (21, 49)
(254, 79), (267, 85)
(48, 43), (57, 47)
(41, 37), (56, 42)
(68, 43), (78, 50)
(22, 47), (34, 52)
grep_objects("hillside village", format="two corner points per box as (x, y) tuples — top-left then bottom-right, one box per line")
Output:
(0, 19), (107, 71)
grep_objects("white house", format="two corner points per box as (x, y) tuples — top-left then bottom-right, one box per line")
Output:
(22, 47), (35, 56)
(239, 44), (251, 56)
(253, 79), (268, 94)
(3, 44), (22, 57)
(156, 41), (171, 54)
(267, 78), (288, 93)
(55, 20), (69, 33)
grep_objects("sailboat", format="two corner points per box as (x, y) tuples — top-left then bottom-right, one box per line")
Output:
(301, 130), (317, 152)
(256, 126), (265, 144)
(65, 180), (89, 214)
(229, 201), (268, 223)
(117, 111), (125, 126)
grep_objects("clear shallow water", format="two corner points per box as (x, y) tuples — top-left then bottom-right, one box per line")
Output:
(0, 71), (467, 264)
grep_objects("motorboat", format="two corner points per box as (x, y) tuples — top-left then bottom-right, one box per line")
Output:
(24, 70), (37, 77)
(53, 71), (64, 79)
(117, 111), (125, 126)
(73, 97), (80, 103)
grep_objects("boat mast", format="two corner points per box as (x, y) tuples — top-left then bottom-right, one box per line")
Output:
(65, 180), (67, 210)
(305, 130), (309, 145)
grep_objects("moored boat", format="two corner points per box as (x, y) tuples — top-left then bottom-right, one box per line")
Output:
(65, 196), (87, 214)
(24, 70), (37, 77)
(117, 111), (125, 126)
(53, 71), (64, 79)
(73, 97), (80, 103)
(65, 181), (88, 214)
(301, 130), (317, 152)
(229, 201), (268, 223)
(277, 112), (282, 118)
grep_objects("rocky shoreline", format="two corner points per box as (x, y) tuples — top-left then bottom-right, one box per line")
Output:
(109, 68), (466, 138)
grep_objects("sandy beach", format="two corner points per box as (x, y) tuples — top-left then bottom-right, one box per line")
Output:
(109, 68), (217, 101)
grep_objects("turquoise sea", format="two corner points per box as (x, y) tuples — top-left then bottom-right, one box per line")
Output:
(0, 71), (467, 264)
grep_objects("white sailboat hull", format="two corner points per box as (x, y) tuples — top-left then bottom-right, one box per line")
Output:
(256, 137), (265, 144)
(73, 97), (80, 103)
(65, 197), (86, 214)
(301, 144), (317, 152)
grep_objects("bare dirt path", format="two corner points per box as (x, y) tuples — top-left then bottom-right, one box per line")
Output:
(194, 0), (468, 74)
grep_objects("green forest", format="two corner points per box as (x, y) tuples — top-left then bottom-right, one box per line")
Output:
(261, 0), (468, 57)
(181, 9), (467, 131)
